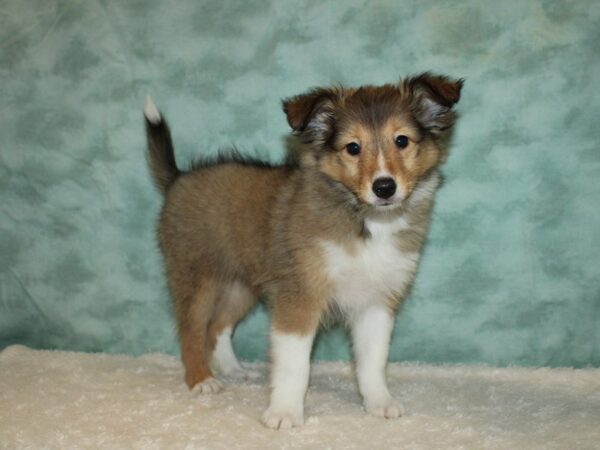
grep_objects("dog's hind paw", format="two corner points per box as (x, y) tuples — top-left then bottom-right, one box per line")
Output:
(191, 377), (223, 394)
(224, 366), (261, 381)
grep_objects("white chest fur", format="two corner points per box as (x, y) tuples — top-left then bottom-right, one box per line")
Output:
(319, 214), (421, 316)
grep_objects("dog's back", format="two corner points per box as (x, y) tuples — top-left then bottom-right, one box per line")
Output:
(159, 164), (289, 285)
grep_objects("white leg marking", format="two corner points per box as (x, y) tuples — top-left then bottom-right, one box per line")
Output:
(212, 327), (242, 373)
(352, 306), (403, 418)
(212, 327), (259, 380)
(262, 331), (315, 430)
(144, 96), (161, 124)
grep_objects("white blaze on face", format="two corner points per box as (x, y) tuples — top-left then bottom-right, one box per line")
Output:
(362, 149), (405, 207)
(376, 150), (388, 174)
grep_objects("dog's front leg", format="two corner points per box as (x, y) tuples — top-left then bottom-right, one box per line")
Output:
(262, 326), (316, 429)
(351, 304), (403, 418)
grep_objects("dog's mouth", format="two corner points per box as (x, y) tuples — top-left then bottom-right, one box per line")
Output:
(375, 200), (397, 207)
(372, 200), (403, 211)
(351, 193), (404, 212)
(363, 192), (405, 209)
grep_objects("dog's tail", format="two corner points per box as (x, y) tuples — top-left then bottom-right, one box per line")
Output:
(144, 97), (181, 194)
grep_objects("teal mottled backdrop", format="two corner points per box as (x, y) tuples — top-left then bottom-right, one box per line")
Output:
(1, 0), (599, 367)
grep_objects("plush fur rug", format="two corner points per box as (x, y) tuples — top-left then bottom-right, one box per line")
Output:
(1, 345), (598, 449)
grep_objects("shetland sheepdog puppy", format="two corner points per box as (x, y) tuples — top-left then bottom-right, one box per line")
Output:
(144, 72), (463, 429)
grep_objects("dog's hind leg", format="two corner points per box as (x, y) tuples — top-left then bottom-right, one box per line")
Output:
(175, 277), (223, 393)
(208, 281), (259, 379)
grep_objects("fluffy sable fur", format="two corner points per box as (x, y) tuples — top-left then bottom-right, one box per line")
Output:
(144, 72), (463, 429)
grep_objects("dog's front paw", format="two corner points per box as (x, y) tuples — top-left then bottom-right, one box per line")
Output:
(261, 407), (304, 430)
(191, 377), (223, 394)
(364, 397), (404, 419)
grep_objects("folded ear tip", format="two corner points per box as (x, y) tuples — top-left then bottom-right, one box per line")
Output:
(282, 95), (308, 131)
(407, 72), (463, 132)
(281, 96), (293, 114)
(449, 80), (463, 104)
(281, 88), (339, 134)
(412, 72), (464, 106)
(454, 77), (465, 96)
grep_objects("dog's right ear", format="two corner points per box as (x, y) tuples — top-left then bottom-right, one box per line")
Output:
(282, 88), (341, 144)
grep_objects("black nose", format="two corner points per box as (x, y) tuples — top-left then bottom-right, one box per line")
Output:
(372, 177), (397, 199)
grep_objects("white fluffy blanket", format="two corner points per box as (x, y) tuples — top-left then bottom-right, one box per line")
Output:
(1, 345), (599, 449)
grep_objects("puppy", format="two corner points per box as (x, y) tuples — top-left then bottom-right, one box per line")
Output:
(144, 72), (463, 429)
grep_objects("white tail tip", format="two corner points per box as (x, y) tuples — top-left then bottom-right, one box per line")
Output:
(144, 96), (161, 124)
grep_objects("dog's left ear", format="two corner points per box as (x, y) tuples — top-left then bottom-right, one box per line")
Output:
(282, 88), (342, 144)
(406, 72), (464, 134)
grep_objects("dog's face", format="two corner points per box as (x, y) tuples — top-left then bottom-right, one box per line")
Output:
(283, 73), (463, 210)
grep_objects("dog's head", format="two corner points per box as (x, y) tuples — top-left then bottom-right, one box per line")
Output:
(283, 73), (463, 210)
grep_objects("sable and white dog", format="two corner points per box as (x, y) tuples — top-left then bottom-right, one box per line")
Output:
(144, 72), (463, 429)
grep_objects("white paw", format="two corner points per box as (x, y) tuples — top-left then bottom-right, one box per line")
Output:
(364, 398), (404, 419)
(225, 367), (261, 381)
(261, 407), (304, 430)
(191, 377), (223, 394)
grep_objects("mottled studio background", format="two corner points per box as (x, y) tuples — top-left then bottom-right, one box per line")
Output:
(1, 0), (599, 367)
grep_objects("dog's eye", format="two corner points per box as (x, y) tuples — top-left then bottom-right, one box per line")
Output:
(346, 142), (361, 156)
(395, 135), (409, 149)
